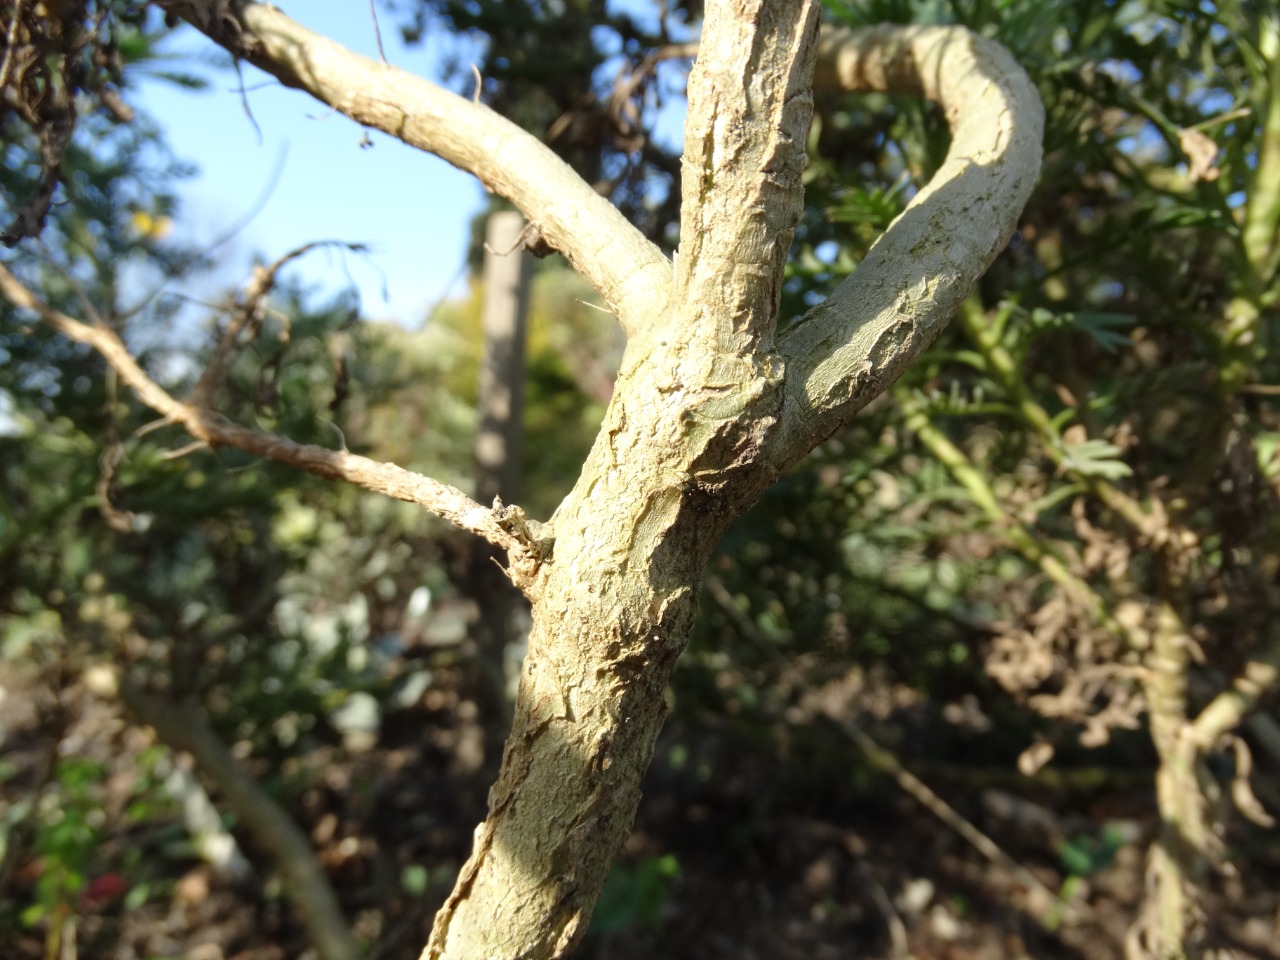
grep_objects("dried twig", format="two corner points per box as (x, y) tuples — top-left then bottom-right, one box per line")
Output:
(191, 240), (357, 407)
(0, 262), (522, 555)
(367, 0), (388, 64)
(824, 711), (1083, 925)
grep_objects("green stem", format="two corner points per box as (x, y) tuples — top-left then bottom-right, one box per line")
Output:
(1242, 15), (1280, 289)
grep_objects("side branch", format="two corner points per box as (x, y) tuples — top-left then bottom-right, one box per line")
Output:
(0, 263), (520, 554)
(162, 0), (672, 337)
(674, 0), (820, 354)
(1191, 629), (1280, 748)
(770, 25), (1044, 468)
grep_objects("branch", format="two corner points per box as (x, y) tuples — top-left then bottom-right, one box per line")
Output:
(674, 0), (820, 355)
(161, 0), (673, 337)
(770, 25), (1044, 468)
(1191, 628), (1280, 748)
(0, 262), (520, 554)
(822, 711), (1078, 925)
(603, 42), (699, 138)
(190, 240), (351, 409)
(106, 674), (359, 960)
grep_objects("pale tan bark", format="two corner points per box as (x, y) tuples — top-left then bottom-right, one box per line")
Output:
(425, 8), (826, 953)
(773, 25), (1045, 467)
(0, 261), (523, 552)
(5, 3), (1045, 958)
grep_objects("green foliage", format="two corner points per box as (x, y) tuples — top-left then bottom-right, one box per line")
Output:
(774, 0), (1280, 695)
(7, 752), (166, 933)
(589, 854), (681, 936)
(1, 28), (477, 952)
(686, 16), (1279, 914)
(0, 3), (172, 246)
(1028, 308), (1135, 355)
(374, 266), (617, 513)
(1058, 822), (1127, 879)
(19, 758), (108, 928)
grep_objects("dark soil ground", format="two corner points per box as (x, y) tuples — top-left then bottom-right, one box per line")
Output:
(2, 661), (1278, 960)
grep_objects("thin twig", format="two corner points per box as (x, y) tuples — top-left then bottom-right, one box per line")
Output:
(96, 433), (136, 533)
(122, 143), (291, 321)
(160, 439), (209, 461)
(233, 58), (264, 144)
(574, 298), (613, 314)
(606, 42), (698, 133)
(824, 711), (1085, 924)
(168, 1), (674, 335)
(368, 0), (388, 64)
(0, 262), (521, 554)
(192, 240), (351, 408)
(0, 0), (28, 92)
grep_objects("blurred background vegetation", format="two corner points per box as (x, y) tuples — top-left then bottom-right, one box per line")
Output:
(1, 1), (1277, 958)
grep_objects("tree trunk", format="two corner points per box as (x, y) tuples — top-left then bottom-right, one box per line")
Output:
(474, 210), (532, 510)
(462, 210), (534, 770)
(427, 353), (779, 955)
(424, 5), (823, 949)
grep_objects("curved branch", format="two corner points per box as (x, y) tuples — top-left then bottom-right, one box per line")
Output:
(0, 263), (520, 554)
(162, 0), (673, 336)
(770, 25), (1044, 468)
(1191, 629), (1280, 748)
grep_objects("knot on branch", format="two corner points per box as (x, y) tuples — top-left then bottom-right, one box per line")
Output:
(492, 497), (554, 589)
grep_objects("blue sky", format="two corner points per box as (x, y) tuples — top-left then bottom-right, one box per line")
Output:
(134, 2), (695, 325)
(135, 4), (485, 325)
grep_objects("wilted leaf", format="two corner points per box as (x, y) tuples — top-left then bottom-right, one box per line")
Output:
(1178, 127), (1220, 182)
